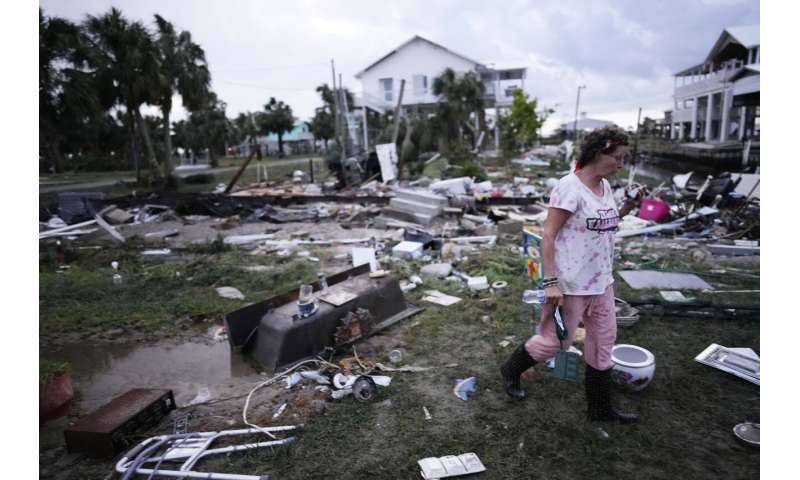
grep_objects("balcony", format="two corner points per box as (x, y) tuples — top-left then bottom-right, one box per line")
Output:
(478, 66), (526, 107)
(675, 64), (745, 99)
(483, 85), (520, 106)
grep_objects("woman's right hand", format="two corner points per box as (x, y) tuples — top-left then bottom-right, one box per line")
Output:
(545, 285), (563, 306)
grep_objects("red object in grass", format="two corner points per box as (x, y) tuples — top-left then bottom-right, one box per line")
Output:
(521, 368), (540, 381)
(637, 198), (671, 223)
(40, 372), (74, 421)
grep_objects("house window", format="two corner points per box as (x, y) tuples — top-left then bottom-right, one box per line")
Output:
(412, 75), (428, 96)
(379, 78), (393, 102)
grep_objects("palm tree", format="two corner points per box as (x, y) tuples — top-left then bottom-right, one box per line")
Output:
(40, 9), (83, 172)
(171, 119), (193, 162)
(233, 112), (259, 146)
(185, 92), (230, 167)
(153, 14), (211, 179)
(308, 109), (334, 152)
(259, 97), (294, 157)
(83, 7), (163, 183)
(315, 84), (354, 149)
(316, 84), (354, 112)
(432, 68), (485, 153)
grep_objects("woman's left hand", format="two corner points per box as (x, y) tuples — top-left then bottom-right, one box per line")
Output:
(626, 184), (649, 203)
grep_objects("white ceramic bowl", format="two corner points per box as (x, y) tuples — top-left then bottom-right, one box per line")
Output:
(611, 344), (655, 392)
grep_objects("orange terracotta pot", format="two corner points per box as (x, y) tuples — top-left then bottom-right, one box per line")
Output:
(39, 372), (74, 420)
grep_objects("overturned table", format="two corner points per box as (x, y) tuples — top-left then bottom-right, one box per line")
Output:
(224, 264), (422, 372)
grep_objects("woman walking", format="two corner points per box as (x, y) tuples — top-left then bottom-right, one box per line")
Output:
(500, 126), (646, 423)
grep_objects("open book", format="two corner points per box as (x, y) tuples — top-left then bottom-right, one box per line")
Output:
(418, 453), (486, 479)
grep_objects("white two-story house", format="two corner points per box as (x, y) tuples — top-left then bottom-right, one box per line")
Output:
(669, 25), (760, 143)
(355, 35), (526, 112)
(348, 35), (526, 152)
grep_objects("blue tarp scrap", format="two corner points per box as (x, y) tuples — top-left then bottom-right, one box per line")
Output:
(453, 377), (476, 401)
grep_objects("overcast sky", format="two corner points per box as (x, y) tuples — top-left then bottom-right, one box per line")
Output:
(40, 0), (759, 134)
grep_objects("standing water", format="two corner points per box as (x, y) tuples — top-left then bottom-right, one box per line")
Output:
(41, 331), (260, 413)
(631, 155), (732, 186)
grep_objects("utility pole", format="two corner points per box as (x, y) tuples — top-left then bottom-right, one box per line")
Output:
(330, 59), (339, 142)
(572, 85), (586, 143)
(494, 69), (500, 153)
(632, 107), (642, 157)
(339, 73), (351, 158)
(362, 106), (369, 154)
(629, 107), (642, 189)
(331, 60), (346, 164)
(390, 79), (406, 144)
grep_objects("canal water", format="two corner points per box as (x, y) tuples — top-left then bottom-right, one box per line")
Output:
(631, 154), (749, 185)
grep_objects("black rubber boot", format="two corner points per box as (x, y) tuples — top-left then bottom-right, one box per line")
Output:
(585, 364), (640, 423)
(500, 344), (537, 400)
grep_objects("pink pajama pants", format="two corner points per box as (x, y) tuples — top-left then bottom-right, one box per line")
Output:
(524, 284), (617, 370)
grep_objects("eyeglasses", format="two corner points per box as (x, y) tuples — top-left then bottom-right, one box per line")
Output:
(606, 152), (631, 163)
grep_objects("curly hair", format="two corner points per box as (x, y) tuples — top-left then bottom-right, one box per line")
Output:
(577, 125), (629, 169)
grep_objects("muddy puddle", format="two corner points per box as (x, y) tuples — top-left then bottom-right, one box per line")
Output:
(42, 330), (261, 413)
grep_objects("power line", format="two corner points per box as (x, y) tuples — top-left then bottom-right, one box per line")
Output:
(214, 80), (319, 92)
(214, 61), (329, 73)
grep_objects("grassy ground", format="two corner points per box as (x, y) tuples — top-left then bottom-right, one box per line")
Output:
(38, 154), (321, 180)
(39, 170), (137, 184)
(39, 242), (319, 341)
(41, 243), (759, 479)
(216, 153), (322, 168)
(175, 157), (332, 194)
(39, 157), (333, 213)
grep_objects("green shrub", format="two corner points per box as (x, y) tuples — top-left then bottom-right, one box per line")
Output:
(40, 359), (69, 385)
(452, 159), (488, 182)
(163, 174), (181, 191)
(182, 173), (215, 185)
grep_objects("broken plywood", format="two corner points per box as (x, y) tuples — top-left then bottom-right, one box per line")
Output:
(618, 270), (714, 290)
(422, 290), (462, 306)
(318, 287), (358, 307)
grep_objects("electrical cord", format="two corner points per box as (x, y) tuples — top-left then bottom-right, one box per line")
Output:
(242, 358), (340, 438)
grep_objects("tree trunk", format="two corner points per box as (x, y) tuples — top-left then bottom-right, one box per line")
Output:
(161, 104), (173, 179)
(134, 107), (162, 184)
(278, 133), (284, 157)
(127, 109), (141, 182)
(437, 135), (448, 155)
(463, 121), (477, 150)
(46, 138), (64, 174)
(399, 123), (415, 181)
(324, 138), (328, 152)
(209, 146), (218, 167)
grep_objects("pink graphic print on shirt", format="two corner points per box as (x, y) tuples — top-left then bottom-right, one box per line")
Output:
(585, 208), (620, 232)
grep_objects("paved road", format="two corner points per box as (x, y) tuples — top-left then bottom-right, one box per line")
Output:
(39, 157), (323, 192)
(173, 157), (322, 178)
(39, 178), (136, 194)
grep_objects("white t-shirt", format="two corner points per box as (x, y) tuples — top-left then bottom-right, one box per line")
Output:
(548, 173), (619, 295)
